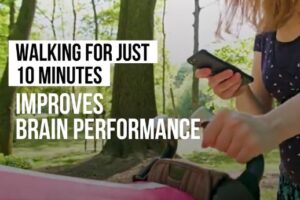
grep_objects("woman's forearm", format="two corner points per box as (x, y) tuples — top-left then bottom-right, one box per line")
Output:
(261, 93), (300, 144)
(235, 86), (270, 115)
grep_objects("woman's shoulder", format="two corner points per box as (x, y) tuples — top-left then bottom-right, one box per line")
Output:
(254, 32), (275, 52)
(256, 31), (275, 42)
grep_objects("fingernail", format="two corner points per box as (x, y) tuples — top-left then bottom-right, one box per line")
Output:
(227, 70), (233, 75)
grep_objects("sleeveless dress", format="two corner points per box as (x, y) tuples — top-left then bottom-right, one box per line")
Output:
(254, 32), (300, 200)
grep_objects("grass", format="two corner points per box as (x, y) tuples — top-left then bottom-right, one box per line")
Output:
(261, 189), (277, 200)
(185, 149), (280, 173)
(13, 139), (99, 169)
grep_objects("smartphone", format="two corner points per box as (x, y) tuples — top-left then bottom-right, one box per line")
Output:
(187, 49), (254, 85)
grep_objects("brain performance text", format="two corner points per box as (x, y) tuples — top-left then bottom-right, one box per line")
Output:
(16, 118), (201, 140)
(15, 93), (202, 140)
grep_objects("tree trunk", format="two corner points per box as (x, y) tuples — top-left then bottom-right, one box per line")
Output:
(0, 0), (37, 155)
(192, 0), (200, 111)
(91, 0), (99, 40)
(8, 0), (15, 35)
(170, 86), (178, 117)
(71, 0), (76, 40)
(102, 0), (163, 158)
(59, 1), (65, 39)
(9, 0), (16, 144)
(161, 0), (167, 114)
(51, 0), (57, 40)
(71, 0), (77, 94)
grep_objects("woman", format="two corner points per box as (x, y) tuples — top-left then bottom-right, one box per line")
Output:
(196, 0), (300, 199)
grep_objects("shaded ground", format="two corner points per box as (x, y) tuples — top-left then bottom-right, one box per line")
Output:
(54, 152), (159, 180)
(40, 154), (140, 180)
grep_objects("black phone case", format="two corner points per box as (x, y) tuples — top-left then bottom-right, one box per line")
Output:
(187, 50), (254, 85)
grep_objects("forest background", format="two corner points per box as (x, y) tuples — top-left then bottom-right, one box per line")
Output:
(0, 0), (278, 199)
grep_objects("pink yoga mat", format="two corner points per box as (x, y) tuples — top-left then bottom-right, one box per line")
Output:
(0, 166), (194, 200)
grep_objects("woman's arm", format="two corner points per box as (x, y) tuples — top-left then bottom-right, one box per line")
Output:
(262, 93), (300, 144)
(202, 93), (300, 163)
(235, 52), (273, 114)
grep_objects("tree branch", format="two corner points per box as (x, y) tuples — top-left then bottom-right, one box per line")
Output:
(72, 0), (77, 40)
(91, 0), (99, 40)
(36, 6), (51, 21)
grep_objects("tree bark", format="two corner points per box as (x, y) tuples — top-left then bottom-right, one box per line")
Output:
(0, 0), (37, 155)
(102, 0), (162, 158)
(192, 0), (201, 111)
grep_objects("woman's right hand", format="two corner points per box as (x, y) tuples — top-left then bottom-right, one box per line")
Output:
(195, 68), (246, 100)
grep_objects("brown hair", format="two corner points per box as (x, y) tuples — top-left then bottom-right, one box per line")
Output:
(216, 0), (299, 36)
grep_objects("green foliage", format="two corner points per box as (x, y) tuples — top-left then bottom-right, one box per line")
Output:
(176, 78), (193, 117)
(0, 154), (32, 169)
(98, 1), (119, 40)
(172, 39), (255, 116)
(173, 73), (212, 117)
(0, 0), (14, 6)
(214, 39), (254, 73)
(174, 63), (192, 88)
(80, 0), (120, 40)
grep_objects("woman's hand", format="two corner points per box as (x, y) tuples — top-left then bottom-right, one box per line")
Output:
(202, 109), (280, 163)
(195, 68), (247, 99)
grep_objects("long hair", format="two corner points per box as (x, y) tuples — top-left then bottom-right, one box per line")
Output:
(216, 0), (299, 36)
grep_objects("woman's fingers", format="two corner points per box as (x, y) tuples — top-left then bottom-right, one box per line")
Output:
(235, 136), (262, 163)
(195, 68), (212, 78)
(208, 70), (234, 88)
(196, 69), (243, 99)
(226, 132), (246, 159)
(202, 110), (252, 162)
(220, 79), (242, 99)
(214, 126), (233, 152)
(215, 73), (241, 93)
(202, 109), (229, 148)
